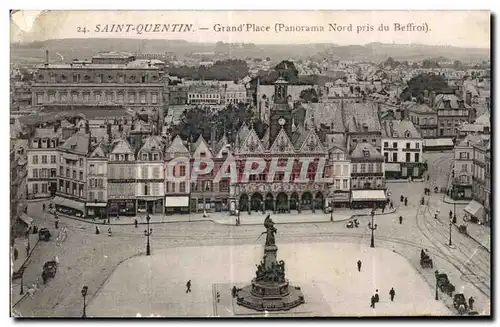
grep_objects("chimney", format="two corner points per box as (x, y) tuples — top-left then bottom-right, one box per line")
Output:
(465, 91), (472, 106)
(45, 50), (49, 67)
(430, 91), (436, 108)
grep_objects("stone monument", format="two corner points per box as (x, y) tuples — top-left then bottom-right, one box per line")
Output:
(236, 215), (305, 311)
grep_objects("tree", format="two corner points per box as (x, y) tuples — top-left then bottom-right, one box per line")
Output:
(274, 60), (299, 83)
(400, 73), (451, 102)
(299, 88), (319, 103)
(453, 60), (463, 70)
(422, 59), (440, 69)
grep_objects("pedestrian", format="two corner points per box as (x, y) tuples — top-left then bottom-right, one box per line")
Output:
(400, 195), (404, 202)
(95, 226), (100, 235)
(382, 206), (385, 213)
(43, 204), (46, 211)
(186, 280), (192, 293)
(449, 210), (453, 219)
(399, 216), (403, 224)
(55, 219), (59, 229)
(134, 219), (138, 228)
(232, 286), (237, 298)
(216, 292), (220, 303)
(370, 295), (376, 308)
(427, 175), (430, 181)
(390, 201), (394, 209)
(468, 296), (474, 310)
(404, 197), (408, 206)
(435, 212), (438, 220)
(357, 260), (362, 272)
(108, 227), (112, 237)
(389, 287), (395, 301)
(374, 289), (379, 303)
(13, 248), (18, 260)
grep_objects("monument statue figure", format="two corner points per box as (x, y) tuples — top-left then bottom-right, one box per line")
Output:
(236, 214), (305, 311)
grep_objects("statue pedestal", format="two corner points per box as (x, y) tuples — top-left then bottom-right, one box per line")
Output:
(236, 279), (305, 311)
(263, 245), (278, 270)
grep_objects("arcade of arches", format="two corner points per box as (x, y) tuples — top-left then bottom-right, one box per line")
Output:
(238, 191), (325, 213)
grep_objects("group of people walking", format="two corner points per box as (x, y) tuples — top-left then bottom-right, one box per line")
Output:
(357, 260), (397, 308)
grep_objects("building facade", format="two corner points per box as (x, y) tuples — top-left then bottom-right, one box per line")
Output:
(381, 120), (424, 179)
(86, 143), (109, 218)
(434, 94), (472, 138)
(54, 132), (91, 217)
(327, 145), (351, 208)
(164, 135), (191, 214)
(136, 136), (165, 214)
(26, 130), (61, 199)
(408, 103), (438, 139)
(31, 51), (164, 122)
(451, 136), (477, 200)
(107, 139), (137, 216)
(187, 85), (222, 105)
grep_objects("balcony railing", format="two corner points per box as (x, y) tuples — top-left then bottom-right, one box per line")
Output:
(452, 177), (472, 185)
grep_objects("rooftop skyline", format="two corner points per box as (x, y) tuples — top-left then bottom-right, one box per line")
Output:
(11, 10), (490, 48)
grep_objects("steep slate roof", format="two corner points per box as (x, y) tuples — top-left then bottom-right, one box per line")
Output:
(474, 112), (490, 125)
(350, 142), (384, 160)
(302, 102), (345, 133)
(325, 133), (347, 151)
(434, 94), (471, 109)
(215, 134), (229, 154)
(110, 138), (134, 155)
(408, 103), (435, 114)
(382, 120), (421, 139)
(139, 136), (164, 154)
(58, 132), (91, 155)
(235, 122), (250, 150)
(192, 134), (213, 157)
(299, 129), (326, 153)
(166, 135), (189, 154)
(343, 102), (381, 132)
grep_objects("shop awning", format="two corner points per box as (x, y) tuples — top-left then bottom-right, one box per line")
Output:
(18, 213), (33, 225)
(385, 163), (401, 172)
(165, 196), (189, 207)
(86, 202), (107, 207)
(351, 190), (386, 202)
(464, 200), (485, 219)
(424, 138), (454, 147)
(53, 196), (85, 212)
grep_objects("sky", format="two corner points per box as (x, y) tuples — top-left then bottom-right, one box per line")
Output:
(11, 10), (490, 48)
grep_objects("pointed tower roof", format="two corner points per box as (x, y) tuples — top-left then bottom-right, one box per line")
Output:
(110, 138), (134, 155)
(270, 127), (295, 154)
(166, 135), (189, 154)
(192, 134), (213, 158)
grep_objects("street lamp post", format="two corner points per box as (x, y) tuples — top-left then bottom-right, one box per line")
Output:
(448, 218), (453, 246)
(19, 266), (25, 295)
(330, 200), (334, 222)
(368, 210), (378, 248)
(144, 214), (152, 256)
(26, 226), (31, 256)
(81, 285), (88, 318)
(434, 270), (439, 300)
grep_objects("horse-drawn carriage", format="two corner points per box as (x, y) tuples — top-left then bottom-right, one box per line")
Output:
(436, 273), (455, 297)
(42, 260), (58, 284)
(453, 294), (468, 315)
(38, 228), (52, 242)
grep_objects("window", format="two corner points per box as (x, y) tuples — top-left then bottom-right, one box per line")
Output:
(41, 155), (47, 164)
(49, 94), (55, 103)
(152, 93), (158, 104)
(360, 163), (366, 173)
(89, 191), (95, 202)
(50, 168), (56, 177)
(96, 93), (101, 102)
(42, 184), (47, 193)
(362, 139), (367, 143)
(392, 142), (397, 148)
(180, 182), (186, 193)
(461, 164), (467, 172)
(72, 93), (78, 102)
(50, 155), (56, 163)
(33, 184), (38, 194)
(153, 167), (160, 179)
(37, 94), (43, 104)
(141, 167), (148, 179)
(368, 163), (374, 173)
(392, 153), (398, 162)
(142, 153), (148, 160)
(59, 166), (63, 176)
(404, 131), (411, 138)
(415, 153), (420, 162)
(352, 164), (357, 173)
(98, 179), (103, 188)
(66, 168), (70, 177)
(129, 93), (135, 103)
(118, 93), (124, 103)
(89, 164), (95, 174)
(372, 139), (376, 144)
(383, 142), (388, 148)
(79, 171), (83, 180)
(144, 184), (149, 195)
(140, 93), (146, 104)
(406, 153), (411, 162)
(153, 153), (159, 161)
(416, 143), (420, 149)
(32, 155), (38, 164)
(32, 169), (38, 178)
(343, 179), (348, 189)
(79, 158), (83, 167)
(72, 170), (76, 179)
(179, 165), (186, 176)
(406, 143), (411, 149)
(98, 191), (103, 201)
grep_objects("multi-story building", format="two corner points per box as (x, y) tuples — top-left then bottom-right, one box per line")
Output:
(407, 103), (438, 138)
(26, 128), (61, 199)
(107, 138), (137, 216)
(136, 136), (165, 214)
(326, 138), (351, 208)
(451, 135), (479, 200)
(349, 142), (386, 209)
(381, 120), (424, 179)
(484, 148), (491, 223)
(433, 93), (472, 138)
(343, 102), (382, 153)
(164, 135), (191, 214)
(10, 146), (28, 232)
(187, 85), (222, 105)
(223, 83), (247, 105)
(53, 132), (91, 217)
(167, 84), (189, 105)
(31, 51), (164, 123)
(86, 142), (109, 219)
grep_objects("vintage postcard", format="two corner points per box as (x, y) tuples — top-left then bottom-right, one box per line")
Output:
(9, 10), (491, 318)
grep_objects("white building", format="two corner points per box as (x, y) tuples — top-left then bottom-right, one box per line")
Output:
(381, 120), (424, 179)
(327, 138), (351, 208)
(187, 85), (222, 105)
(223, 83), (247, 105)
(26, 129), (61, 199)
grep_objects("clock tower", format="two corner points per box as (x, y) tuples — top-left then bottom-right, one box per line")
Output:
(269, 77), (292, 146)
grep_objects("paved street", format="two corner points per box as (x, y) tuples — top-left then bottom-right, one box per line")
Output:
(12, 183), (491, 316)
(88, 243), (451, 317)
(423, 150), (454, 192)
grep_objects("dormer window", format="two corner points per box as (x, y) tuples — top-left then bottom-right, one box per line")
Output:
(153, 153), (159, 161)
(142, 153), (148, 160)
(404, 130), (411, 138)
(362, 150), (370, 157)
(200, 151), (206, 157)
(120, 154), (124, 161)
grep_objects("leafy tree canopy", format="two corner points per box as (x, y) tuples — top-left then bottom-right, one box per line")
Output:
(399, 73), (451, 103)
(167, 59), (249, 81)
(299, 88), (319, 103)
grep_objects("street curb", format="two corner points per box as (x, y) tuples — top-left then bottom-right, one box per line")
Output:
(442, 196), (470, 205)
(12, 237), (40, 276)
(215, 208), (398, 226)
(26, 198), (52, 203)
(11, 292), (29, 309)
(452, 224), (490, 253)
